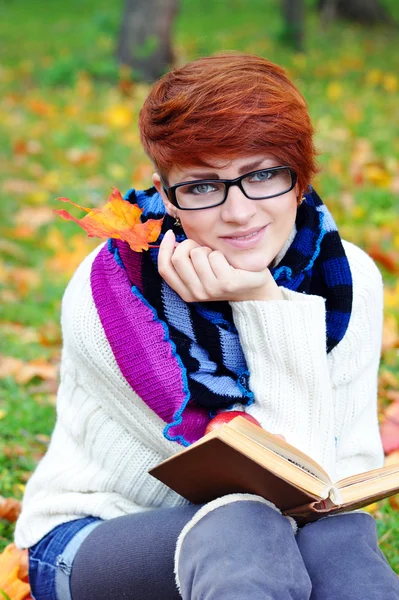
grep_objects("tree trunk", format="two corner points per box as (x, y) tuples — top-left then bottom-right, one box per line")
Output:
(116, 0), (179, 82)
(281, 0), (305, 51)
(318, 0), (393, 24)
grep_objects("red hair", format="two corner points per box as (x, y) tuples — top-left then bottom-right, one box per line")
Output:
(139, 53), (317, 195)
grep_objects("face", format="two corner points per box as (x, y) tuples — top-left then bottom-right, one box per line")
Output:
(154, 155), (298, 272)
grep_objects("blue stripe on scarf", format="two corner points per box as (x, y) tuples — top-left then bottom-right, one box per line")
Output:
(161, 281), (196, 339)
(323, 257), (353, 286)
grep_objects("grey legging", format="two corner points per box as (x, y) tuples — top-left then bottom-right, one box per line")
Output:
(70, 499), (399, 600)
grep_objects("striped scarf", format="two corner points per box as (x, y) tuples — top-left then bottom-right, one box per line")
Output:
(91, 186), (352, 446)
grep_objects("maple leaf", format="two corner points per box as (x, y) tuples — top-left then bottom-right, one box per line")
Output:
(0, 544), (32, 600)
(55, 188), (163, 252)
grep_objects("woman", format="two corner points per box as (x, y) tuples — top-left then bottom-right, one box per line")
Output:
(15, 53), (399, 599)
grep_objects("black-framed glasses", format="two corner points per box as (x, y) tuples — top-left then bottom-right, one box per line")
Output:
(163, 166), (297, 210)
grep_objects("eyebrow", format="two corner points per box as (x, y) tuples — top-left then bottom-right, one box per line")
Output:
(180, 159), (275, 181)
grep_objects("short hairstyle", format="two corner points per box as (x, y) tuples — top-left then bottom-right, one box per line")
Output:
(139, 53), (317, 195)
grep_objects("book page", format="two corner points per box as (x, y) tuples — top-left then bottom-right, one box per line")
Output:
(338, 468), (399, 505)
(337, 462), (399, 488)
(337, 462), (399, 506)
(226, 417), (332, 484)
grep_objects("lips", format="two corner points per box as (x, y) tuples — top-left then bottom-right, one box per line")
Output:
(222, 226), (266, 239)
(221, 225), (268, 249)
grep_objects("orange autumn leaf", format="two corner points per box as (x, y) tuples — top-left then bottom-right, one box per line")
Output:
(0, 355), (58, 385)
(0, 496), (22, 523)
(0, 544), (32, 600)
(55, 188), (163, 252)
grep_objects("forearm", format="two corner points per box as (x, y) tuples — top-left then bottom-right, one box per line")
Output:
(230, 289), (337, 477)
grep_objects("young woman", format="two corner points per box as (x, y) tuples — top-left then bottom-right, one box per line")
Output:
(16, 53), (399, 599)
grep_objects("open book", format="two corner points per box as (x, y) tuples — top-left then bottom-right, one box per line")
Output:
(149, 417), (399, 522)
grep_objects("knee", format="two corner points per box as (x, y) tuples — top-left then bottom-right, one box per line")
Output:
(175, 494), (309, 599)
(182, 494), (296, 544)
(297, 512), (378, 558)
(175, 493), (298, 574)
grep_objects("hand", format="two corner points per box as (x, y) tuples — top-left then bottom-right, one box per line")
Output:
(158, 229), (283, 303)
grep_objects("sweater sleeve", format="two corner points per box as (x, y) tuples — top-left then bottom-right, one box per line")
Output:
(230, 290), (338, 478)
(229, 241), (384, 481)
(329, 242), (384, 480)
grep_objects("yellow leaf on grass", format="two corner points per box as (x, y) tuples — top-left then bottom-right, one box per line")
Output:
(365, 69), (382, 86)
(326, 82), (343, 102)
(383, 74), (398, 93)
(104, 105), (133, 128)
(362, 502), (378, 514)
(55, 188), (163, 252)
(0, 544), (32, 600)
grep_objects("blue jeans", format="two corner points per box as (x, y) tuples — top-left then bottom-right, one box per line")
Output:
(28, 517), (102, 600)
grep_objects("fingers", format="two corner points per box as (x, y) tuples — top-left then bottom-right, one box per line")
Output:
(158, 230), (189, 299)
(158, 230), (274, 302)
(188, 246), (218, 290)
(207, 250), (233, 280)
(158, 231), (208, 301)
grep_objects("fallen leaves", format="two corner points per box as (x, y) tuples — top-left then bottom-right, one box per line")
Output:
(104, 104), (134, 128)
(0, 355), (58, 385)
(45, 228), (98, 279)
(368, 246), (399, 275)
(382, 316), (399, 353)
(0, 544), (32, 600)
(0, 497), (21, 523)
(14, 206), (56, 229)
(55, 187), (163, 252)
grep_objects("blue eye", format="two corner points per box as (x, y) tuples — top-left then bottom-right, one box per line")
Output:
(188, 183), (219, 195)
(250, 170), (274, 182)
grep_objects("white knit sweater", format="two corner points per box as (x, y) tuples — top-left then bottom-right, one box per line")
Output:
(14, 240), (384, 549)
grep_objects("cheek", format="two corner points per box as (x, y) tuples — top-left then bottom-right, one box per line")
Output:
(180, 214), (217, 245)
(273, 197), (297, 230)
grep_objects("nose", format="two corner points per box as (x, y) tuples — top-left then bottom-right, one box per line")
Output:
(219, 184), (257, 225)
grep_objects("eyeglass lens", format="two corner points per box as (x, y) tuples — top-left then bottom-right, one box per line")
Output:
(175, 168), (293, 209)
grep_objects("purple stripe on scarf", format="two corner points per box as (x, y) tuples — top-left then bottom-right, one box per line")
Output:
(117, 241), (144, 294)
(91, 243), (209, 445)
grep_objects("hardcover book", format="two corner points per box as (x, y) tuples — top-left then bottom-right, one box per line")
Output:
(149, 417), (399, 522)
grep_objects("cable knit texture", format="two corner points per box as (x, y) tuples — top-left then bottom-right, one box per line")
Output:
(14, 239), (384, 549)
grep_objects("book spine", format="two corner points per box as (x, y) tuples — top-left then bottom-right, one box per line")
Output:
(328, 486), (343, 506)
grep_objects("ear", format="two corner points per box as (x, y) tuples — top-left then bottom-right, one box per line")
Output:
(152, 173), (176, 218)
(294, 183), (304, 205)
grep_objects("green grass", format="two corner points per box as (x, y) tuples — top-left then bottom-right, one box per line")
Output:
(0, 0), (398, 572)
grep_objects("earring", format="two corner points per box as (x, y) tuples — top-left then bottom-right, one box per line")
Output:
(297, 196), (306, 206)
(174, 213), (182, 227)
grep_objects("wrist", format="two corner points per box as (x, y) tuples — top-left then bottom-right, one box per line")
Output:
(234, 279), (284, 302)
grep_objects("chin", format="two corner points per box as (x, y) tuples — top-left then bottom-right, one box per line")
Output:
(227, 251), (273, 272)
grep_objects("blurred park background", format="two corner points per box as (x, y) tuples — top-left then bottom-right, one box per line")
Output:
(0, 0), (399, 581)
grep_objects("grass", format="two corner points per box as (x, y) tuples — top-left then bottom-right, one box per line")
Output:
(0, 0), (398, 572)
